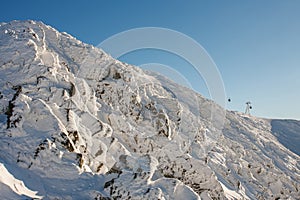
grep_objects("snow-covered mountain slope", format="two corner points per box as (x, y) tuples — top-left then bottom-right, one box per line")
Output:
(271, 119), (300, 156)
(0, 20), (299, 200)
(0, 163), (42, 199)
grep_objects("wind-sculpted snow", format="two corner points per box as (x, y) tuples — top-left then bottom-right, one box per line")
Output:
(0, 20), (299, 199)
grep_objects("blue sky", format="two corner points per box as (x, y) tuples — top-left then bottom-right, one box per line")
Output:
(1, 1), (299, 120)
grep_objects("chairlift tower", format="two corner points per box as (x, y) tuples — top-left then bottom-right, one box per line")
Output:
(245, 101), (252, 115)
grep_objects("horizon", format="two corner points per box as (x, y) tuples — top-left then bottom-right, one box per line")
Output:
(1, 0), (299, 120)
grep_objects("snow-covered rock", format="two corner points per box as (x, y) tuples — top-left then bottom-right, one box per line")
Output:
(0, 20), (299, 199)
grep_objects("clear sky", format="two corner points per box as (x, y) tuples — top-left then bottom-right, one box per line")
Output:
(1, 0), (299, 120)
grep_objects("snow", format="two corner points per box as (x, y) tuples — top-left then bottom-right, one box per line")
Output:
(0, 163), (42, 199)
(0, 20), (299, 199)
(271, 119), (300, 156)
(219, 181), (246, 200)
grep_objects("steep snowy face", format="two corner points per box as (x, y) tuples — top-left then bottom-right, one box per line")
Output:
(0, 20), (224, 199)
(0, 20), (299, 200)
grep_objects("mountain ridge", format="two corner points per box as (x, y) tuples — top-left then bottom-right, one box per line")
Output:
(0, 20), (299, 200)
